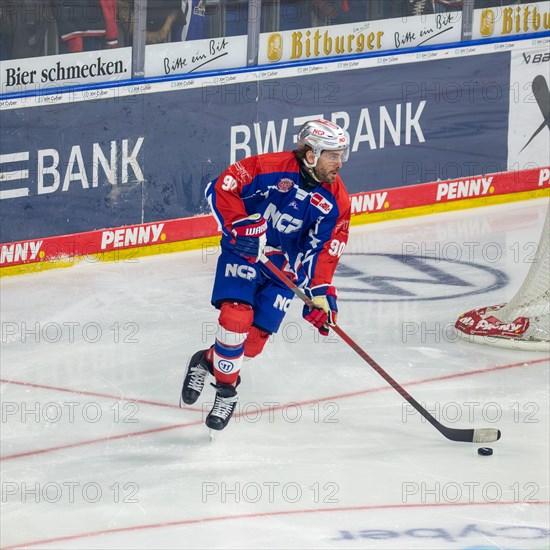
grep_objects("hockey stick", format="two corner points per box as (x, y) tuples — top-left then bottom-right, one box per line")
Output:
(259, 254), (501, 444)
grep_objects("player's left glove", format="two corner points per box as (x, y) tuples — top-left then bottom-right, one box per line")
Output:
(302, 285), (338, 336)
(231, 214), (267, 263)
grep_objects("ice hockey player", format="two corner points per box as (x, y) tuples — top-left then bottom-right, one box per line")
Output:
(181, 119), (351, 431)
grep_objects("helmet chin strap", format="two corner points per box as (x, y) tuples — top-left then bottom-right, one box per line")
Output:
(306, 165), (321, 182)
(302, 152), (322, 182)
(300, 160), (321, 183)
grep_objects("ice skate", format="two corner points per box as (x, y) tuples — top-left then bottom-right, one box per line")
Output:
(205, 382), (239, 431)
(180, 349), (212, 405)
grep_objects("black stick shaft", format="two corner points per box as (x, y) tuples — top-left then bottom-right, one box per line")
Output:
(260, 255), (498, 443)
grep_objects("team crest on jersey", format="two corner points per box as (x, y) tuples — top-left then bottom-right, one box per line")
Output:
(310, 193), (333, 214)
(277, 178), (294, 192)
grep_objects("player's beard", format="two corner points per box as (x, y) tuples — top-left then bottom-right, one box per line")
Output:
(314, 166), (339, 184)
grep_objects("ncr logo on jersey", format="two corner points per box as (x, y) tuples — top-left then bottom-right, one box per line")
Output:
(273, 294), (292, 312)
(264, 203), (303, 234)
(311, 193), (333, 214)
(225, 264), (257, 280)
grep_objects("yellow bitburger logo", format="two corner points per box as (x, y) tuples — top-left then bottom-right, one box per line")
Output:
(267, 33), (283, 62)
(480, 9), (495, 37)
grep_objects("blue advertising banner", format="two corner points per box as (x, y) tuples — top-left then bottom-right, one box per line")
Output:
(0, 51), (510, 243)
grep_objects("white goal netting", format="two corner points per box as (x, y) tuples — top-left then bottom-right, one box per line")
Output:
(455, 206), (550, 351)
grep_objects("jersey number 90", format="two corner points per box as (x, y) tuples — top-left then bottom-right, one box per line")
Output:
(221, 175), (237, 191)
(328, 239), (346, 258)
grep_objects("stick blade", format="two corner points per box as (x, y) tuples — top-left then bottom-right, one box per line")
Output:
(473, 428), (501, 443)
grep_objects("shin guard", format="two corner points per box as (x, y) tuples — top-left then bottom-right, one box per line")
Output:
(213, 302), (253, 385)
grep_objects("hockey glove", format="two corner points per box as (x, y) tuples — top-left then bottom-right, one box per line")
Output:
(302, 285), (338, 336)
(231, 214), (267, 263)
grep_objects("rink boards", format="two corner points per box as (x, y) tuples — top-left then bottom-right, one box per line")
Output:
(0, 35), (549, 275)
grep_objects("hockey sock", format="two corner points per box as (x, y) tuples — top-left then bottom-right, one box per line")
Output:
(213, 302), (254, 385)
(244, 325), (270, 359)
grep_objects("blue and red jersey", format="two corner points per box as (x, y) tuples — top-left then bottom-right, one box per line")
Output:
(205, 151), (350, 289)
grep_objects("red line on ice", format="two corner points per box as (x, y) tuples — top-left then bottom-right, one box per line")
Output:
(0, 420), (205, 461)
(1, 357), (547, 462)
(0, 377), (201, 412)
(3, 500), (549, 550)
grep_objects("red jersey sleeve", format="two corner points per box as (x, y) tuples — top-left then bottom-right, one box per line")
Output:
(211, 157), (259, 233)
(309, 179), (351, 289)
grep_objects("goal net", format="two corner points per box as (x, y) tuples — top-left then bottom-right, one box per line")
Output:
(455, 206), (550, 351)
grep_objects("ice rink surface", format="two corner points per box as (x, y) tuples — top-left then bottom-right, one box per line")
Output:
(1, 198), (549, 550)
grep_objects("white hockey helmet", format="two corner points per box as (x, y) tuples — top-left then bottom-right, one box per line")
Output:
(296, 119), (350, 168)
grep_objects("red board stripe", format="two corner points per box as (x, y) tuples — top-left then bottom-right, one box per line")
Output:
(1, 168), (548, 269)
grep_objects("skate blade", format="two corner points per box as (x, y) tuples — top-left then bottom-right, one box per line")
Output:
(209, 429), (215, 442)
